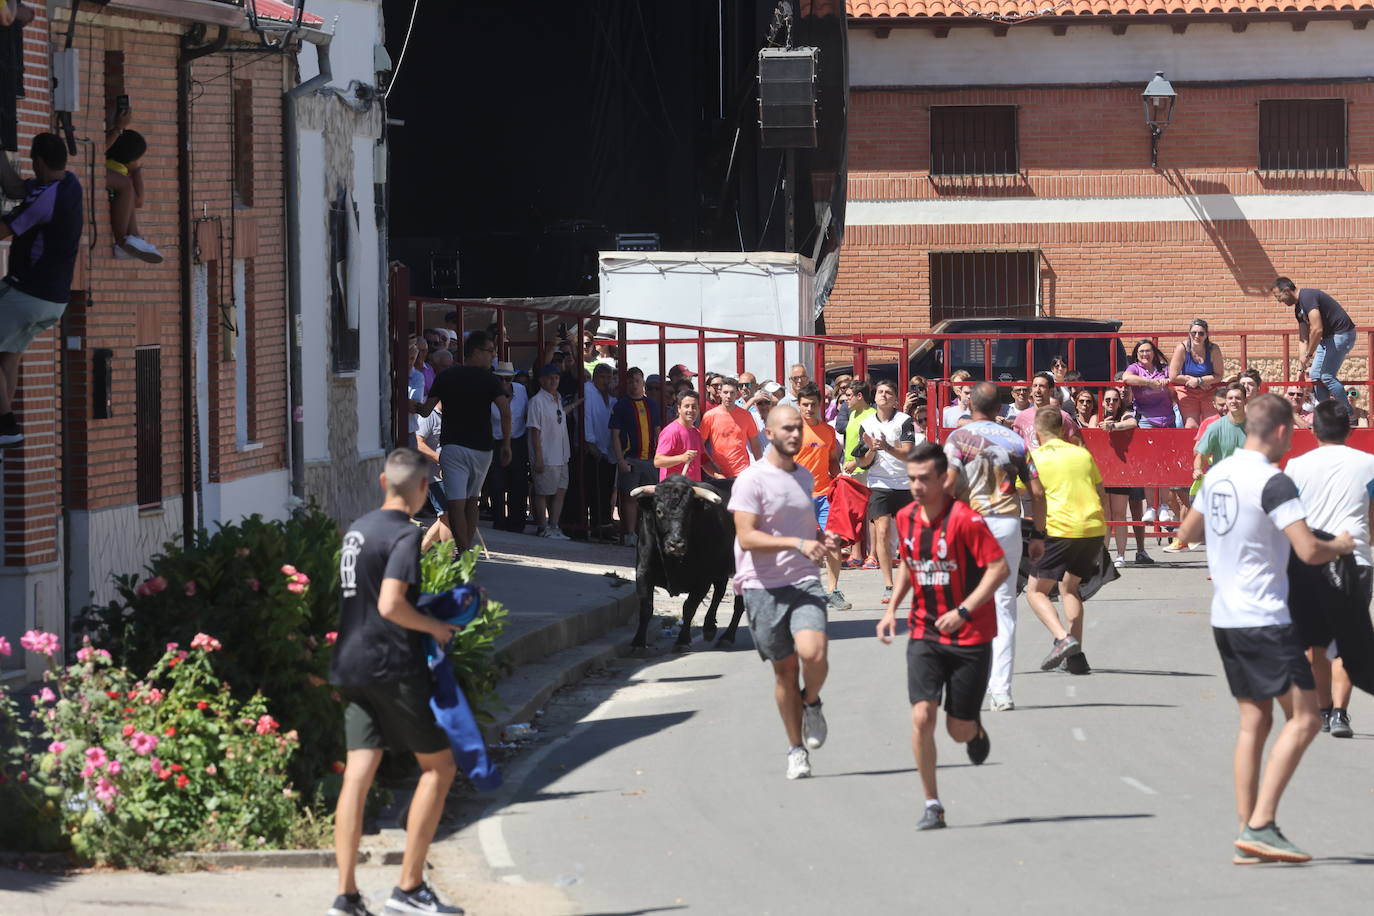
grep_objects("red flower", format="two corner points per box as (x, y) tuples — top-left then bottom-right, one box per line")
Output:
(105, 690), (120, 699)
(165, 727), (177, 737)
(127, 690), (139, 699)
(123, 707), (135, 715)
(122, 724), (135, 737)
(168, 658), (181, 668)
(196, 701), (208, 710)
(176, 774), (189, 788)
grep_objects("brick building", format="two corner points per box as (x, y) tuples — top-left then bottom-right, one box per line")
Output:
(831, 1), (1374, 378)
(0, 1), (401, 680)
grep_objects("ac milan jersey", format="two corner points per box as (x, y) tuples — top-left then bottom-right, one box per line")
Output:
(896, 499), (1005, 646)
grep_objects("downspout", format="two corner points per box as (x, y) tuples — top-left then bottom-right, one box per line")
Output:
(285, 31), (334, 506)
(178, 25), (228, 546)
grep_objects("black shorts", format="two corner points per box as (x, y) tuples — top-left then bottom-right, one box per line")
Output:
(1104, 487), (1146, 499)
(1288, 556), (1373, 649)
(1212, 624), (1316, 701)
(906, 638), (992, 722)
(1033, 535), (1103, 581)
(341, 673), (449, 755)
(868, 487), (914, 521)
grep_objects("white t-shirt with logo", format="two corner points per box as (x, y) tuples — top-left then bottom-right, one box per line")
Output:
(859, 410), (924, 490)
(1200, 448), (1307, 628)
(1285, 444), (1374, 568)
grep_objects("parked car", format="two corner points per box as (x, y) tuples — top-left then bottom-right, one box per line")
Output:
(826, 317), (1130, 387)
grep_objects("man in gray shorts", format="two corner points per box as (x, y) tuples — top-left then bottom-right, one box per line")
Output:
(729, 405), (842, 780)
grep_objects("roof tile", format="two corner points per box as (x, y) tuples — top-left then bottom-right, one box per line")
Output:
(848, 0), (1374, 17)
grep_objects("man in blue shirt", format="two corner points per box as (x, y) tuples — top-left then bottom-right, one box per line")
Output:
(0, 133), (84, 448)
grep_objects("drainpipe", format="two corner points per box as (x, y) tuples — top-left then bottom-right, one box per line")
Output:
(284, 31), (334, 507)
(178, 25), (228, 546)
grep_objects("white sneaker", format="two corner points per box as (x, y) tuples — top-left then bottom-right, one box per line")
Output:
(801, 699), (827, 750)
(1112, 554), (1126, 569)
(786, 746), (811, 780)
(548, 528), (570, 541)
(119, 235), (164, 264)
(1158, 507), (1177, 524)
(989, 694), (1014, 712)
(113, 243), (134, 260)
(1141, 506), (1157, 523)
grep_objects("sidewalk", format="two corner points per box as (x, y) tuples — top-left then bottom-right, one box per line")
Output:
(0, 524), (640, 915)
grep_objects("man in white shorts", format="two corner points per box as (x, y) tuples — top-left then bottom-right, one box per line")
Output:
(527, 363), (571, 539)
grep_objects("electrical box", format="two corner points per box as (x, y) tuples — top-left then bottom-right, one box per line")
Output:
(52, 49), (80, 113)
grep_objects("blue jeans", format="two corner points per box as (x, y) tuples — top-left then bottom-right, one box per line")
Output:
(1309, 330), (1357, 409)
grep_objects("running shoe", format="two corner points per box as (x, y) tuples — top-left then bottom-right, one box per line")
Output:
(786, 746), (812, 780)
(843, 556), (863, 569)
(1162, 539), (1188, 553)
(1064, 652), (1091, 675)
(328, 894), (377, 916)
(384, 882), (465, 914)
(547, 528), (571, 541)
(1330, 708), (1354, 738)
(826, 590), (852, 611)
(1234, 823), (1312, 863)
(1112, 554), (1126, 569)
(883, 585), (893, 604)
(1158, 506), (1177, 524)
(1320, 707), (1332, 733)
(1134, 550), (1155, 565)
(862, 555), (880, 570)
(1040, 635), (1081, 671)
(988, 694), (1014, 712)
(1141, 506), (1157, 524)
(802, 698), (827, 750)
(535, 527), (548, 538)
(966, 723), (990, 765)
(916, 802), (946, 831)
(1232, 847), (1262, 866)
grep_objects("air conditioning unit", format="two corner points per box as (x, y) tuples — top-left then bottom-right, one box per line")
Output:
(52, 48), (80, 113)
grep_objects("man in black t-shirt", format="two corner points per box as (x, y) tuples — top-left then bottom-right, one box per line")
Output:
(329, 448), (465, 916)
(1272, 276), (1358, 411)
(420, 329), (511, 553)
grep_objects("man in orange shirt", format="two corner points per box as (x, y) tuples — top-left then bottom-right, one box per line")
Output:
(701, 377), (763, 485)
(796, 383), (850, 611)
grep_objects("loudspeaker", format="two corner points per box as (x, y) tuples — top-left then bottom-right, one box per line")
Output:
(758, 48), (818, 149)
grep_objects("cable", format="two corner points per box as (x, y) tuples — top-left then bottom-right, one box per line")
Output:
(385, 0), (421, 100)
(757, 155), (784, 246)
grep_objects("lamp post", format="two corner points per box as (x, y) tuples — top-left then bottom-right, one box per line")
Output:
(1142, 71), (1176, 169)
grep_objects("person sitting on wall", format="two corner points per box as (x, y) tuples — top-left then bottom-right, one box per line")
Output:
(106, 126), (162, 263)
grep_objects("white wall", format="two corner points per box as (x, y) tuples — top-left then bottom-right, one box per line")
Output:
(297, 127), (331, 463)
(299, 0), (383, 84)
(66, 498), (183, 612)
(352, 134), (382, 455)
(851, 21), (1374, 87)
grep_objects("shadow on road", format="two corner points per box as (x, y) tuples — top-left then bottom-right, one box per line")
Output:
(580, 908), (688, 915)
(0, 869), (69, 895)
(649, 674), (723, 683)
(812, 763), (1000, 779)
(956, 813), (1155, 829)
(1090, 667), (1215, 678)
(1311, 855), (1374, 866)
(1015, 702), (1177, 710)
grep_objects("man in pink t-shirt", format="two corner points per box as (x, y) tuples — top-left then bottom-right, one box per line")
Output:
(1012, 372), (1081, 450)
(701, 377), (763, 478)
(730, 404), (842, 781)
(654, 390), (721, 481)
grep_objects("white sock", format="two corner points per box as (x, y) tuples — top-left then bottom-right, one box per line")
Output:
(925, 798), (942, 809)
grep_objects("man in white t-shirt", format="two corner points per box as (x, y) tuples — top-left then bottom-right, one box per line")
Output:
(1283, 400), (1374, 740)
(857, 379), (923, 604)
(1177, 393), (1354, 865)
(730, 404), (842, 781)
(527, 364), (571, 540)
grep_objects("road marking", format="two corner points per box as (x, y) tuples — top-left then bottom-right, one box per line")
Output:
(501, 875), (527, 885)
(1121, 776), (1159, 796)
(1066, 685), (1077, 697)
(1072, 727), (1086, 742)
(479, 815), (516, 870)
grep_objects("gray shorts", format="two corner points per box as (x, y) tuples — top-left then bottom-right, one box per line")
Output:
(743, 580), (828, 662)
(532, 462), (568, 496)
(616, 457), (658, 495)
(440, 444), (493, 501)
(0, 282), (67, 353)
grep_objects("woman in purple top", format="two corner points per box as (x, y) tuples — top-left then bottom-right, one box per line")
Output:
(1122, 339), (1175, 429)
(1167, 318), (1224, 429)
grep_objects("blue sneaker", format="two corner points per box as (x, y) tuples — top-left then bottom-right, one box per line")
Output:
(384, 882), (465, 914)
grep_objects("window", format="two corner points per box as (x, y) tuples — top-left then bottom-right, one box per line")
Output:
(329, 188), (360, 372)
(930, 106), (1018, 176)
(232, 79), (254, 206)
(135, 347), (162, 508)
(234, 259), (261, 444)
(1259, 99), (1346, 171)
(928, 250), (1039, 324)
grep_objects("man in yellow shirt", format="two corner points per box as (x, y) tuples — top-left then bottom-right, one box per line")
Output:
(1026, 406), (1107, 674)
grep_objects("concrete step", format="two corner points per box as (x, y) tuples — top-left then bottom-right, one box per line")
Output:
(492, 583), (636, 670)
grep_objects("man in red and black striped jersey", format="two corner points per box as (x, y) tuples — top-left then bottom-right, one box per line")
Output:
(877, 442), (1011, 831)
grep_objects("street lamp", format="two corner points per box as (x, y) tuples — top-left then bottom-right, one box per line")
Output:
(1142, 71), (1176, 169)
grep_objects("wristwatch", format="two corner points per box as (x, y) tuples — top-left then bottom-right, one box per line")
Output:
(1029, 528), (1047, 541)
(955, 605), (972, 621)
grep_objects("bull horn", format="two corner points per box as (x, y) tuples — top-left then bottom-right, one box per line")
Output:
(629, 485), (656, 498)
(690, 486), (723, 505)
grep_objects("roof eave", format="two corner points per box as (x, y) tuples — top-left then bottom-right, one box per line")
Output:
(849, 9), (1374, 27)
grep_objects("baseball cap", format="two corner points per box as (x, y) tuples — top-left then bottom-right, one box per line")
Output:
(763, 381), (783, 395)
(670, 364), (697, 378)
(539, 363), (562, 378)
(646, 374), (663, 385)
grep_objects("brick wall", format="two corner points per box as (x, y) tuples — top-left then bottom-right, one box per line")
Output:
(829, 81), (1374, 372)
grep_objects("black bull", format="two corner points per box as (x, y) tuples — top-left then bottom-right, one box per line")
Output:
(631, 474), (746, 653)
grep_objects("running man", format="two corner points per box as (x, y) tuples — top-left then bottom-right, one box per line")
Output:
(1176, 393), (1354, 864)
(330, 449), (465, 916)
(730, 404), (842, 780)
(857, 379), (920, 603)
(1283, 400), (1374, 740)
(944, 381), (1037, 711)
(1027, 406), (1107, 675)
(795, 382), (850, 611)
(878, 442), (1010, 830)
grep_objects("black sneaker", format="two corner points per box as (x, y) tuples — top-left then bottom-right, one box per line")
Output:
(1330, 708), (1354, 738)
(1320, 707), (1332, 733)
(384, 882), (465, 915)
(966, 722), (990, 765)
(1134, 550), (1154, 565)
(1064, 652), (1091, 675)
(328, 894), (377, 916)
(916, 802), (946, 831)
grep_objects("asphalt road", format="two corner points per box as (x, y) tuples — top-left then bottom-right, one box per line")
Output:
(479, 553), (1374, 915)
